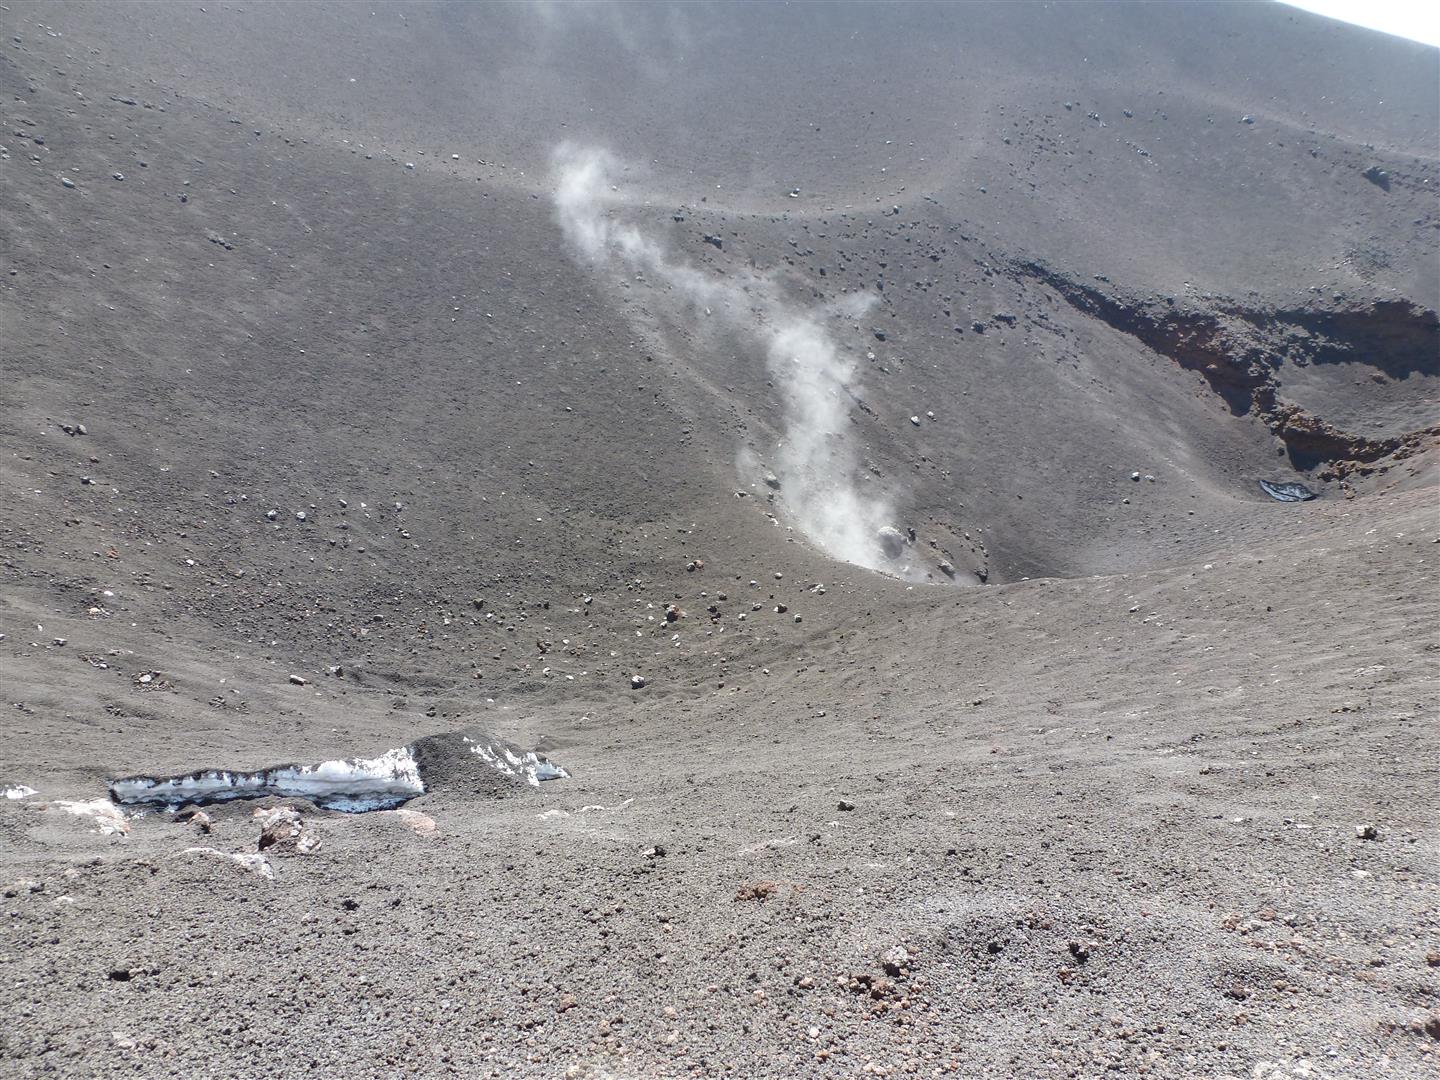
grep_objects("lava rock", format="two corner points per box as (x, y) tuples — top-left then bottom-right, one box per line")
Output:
(877, 526), (906, 559)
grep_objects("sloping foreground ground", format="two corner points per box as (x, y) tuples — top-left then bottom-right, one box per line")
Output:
(1, 2), (1437, 1077)
(2, 495), (1436, 1078)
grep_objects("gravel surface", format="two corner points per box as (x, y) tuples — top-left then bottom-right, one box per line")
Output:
(1, 2), (1436, 1077)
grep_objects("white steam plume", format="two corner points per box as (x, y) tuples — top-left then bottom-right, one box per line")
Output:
(552, 144), (907, 576)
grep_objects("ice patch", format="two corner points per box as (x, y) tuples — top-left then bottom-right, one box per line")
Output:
(108, 732), (568, 813)
(464, 737), (570, 787)
(110, 746), (425, 812)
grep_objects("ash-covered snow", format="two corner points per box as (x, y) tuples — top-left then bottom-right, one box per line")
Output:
(107, 735), (569, 812)
(109, 746), (425, 812)
(464, 738), (569, 786)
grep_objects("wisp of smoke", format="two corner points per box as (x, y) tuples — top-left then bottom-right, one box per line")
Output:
(551, 143), (907, 576)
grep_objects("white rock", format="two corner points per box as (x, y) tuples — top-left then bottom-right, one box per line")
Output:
(181, 847), (274, 879)
(385, 808), (438, 837)
(877, 525), (906, 559)
(47, 799), (129, 835)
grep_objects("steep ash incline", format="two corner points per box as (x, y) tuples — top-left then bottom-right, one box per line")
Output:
(1, 3), (1437, 1079)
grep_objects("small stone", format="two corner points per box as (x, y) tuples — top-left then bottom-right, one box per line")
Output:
(1355, 824), (1381, 841)
(266, 509), (278, 521)
(295, 511), (306, 522)
(60, 177), (75, 188)
(51, 637), (66, 647)
(1131, 471), (1141, 481)
(837, 800), (855, 812)
(112, 172), (124, 181)
(910, 415), (921, 426)
(288, 674), (307, 686)
(630, 674), (647, 690)
(1241, 115), (1255, 124)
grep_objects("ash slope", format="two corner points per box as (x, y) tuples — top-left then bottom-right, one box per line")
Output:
(1, 3), (1438, 1079)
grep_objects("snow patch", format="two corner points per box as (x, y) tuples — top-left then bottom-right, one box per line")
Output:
(110, 746), (424, 812)
(464, 737), (569, 787)
(3, 785), (38, 800)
